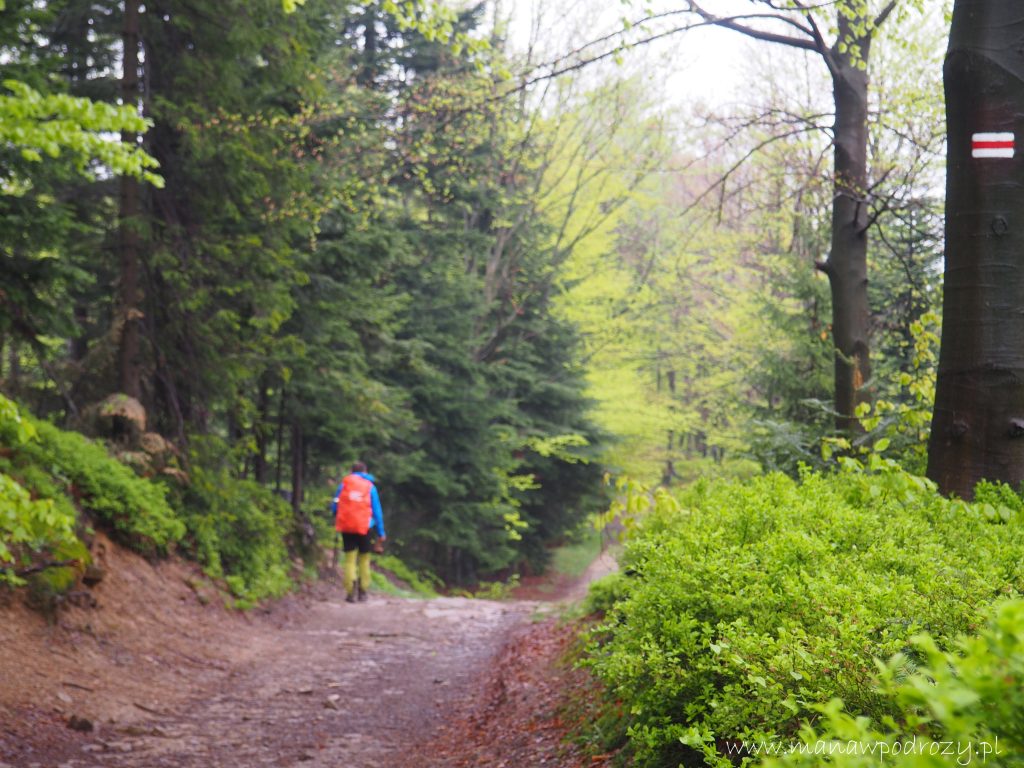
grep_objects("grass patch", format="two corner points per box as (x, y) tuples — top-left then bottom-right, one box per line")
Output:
(371, 554), (440, 598)
(550, 524), (602, 578)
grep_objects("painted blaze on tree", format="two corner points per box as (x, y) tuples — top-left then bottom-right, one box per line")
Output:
(928, 3), (1024, 498)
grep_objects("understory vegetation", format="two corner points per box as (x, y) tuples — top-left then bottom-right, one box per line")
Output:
(581, 465), (1024, 767)
(0, 392), (298, 605)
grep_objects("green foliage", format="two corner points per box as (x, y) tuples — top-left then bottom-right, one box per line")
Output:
(2, 0), (606, 590)
(765, 599), (1024, 767)
(450, 573), (522, 600)
(585, 467), (1024, 767)
(0, 79), (161, 190)
(0, 472), (80, 586)
(582, 571), (629, 616)
(0, 395), (183, 557)
(170, 438), (293, 604)
(372, 553), (440, 597)
(850, 312), (940, 475)
(1, 393), (178, 594)
(551, 524), (603, 579)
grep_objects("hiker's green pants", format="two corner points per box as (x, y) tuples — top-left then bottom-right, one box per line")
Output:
(343, 549), (371, 594)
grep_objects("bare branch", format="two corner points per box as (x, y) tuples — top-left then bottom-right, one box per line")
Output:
(537, 9), (694, 74)
(873, 0), (899, 29)
(686, 0), (820, 52)
(506, 23), (695, 95)
(507, 3), (827, 97)
(7, 559), (80, 578)
(675, 124), (824, 224)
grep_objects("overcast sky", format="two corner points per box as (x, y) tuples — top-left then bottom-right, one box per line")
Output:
(499, 0), (947, 110)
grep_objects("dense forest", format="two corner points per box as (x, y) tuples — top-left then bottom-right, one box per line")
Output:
(1, 0), (612, 590)
(4, 0), (1024, 764)
(0, 0), (968, 589)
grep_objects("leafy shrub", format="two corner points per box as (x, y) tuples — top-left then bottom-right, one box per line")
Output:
(0, 470), (81, 586)
(764, 599), (1024, 767)
(1, 395), (184, 556)
(171, 437), (294, 604)
(585, 466), (1024, 767)
(2, 396), (76, 585)
(849, 311), (939, 476)
(26, 420), (184, 552)
(372, 553), (440, 597)
(582, 571), (629, 616)
(2, 394), (178, 585)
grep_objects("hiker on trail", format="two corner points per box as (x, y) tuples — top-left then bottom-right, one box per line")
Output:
(333, 461), (386, 603)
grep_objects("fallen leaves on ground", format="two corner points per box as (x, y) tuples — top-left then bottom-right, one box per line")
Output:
(420, 616), (617, 768)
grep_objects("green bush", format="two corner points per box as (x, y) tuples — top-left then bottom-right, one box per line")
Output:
(582, 571), (630, 616)
(27, 420), (185, 552)
(372, 553), (440, 597)
(585, 466), (1024, 767)
(1, 397), (301, 606)
(1, 394), (178, 584)
(764, 599), (1024, 767)
(0, 470), (81, 586)
(171, 438), (294, 604)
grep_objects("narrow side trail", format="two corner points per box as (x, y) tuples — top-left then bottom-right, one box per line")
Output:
(1, 541), (616, 767)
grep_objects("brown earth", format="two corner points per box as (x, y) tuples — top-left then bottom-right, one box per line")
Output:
(421, 617), (615, 768)
(0, 536), (617, 768)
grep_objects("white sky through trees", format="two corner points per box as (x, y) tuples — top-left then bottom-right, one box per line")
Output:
(500, 0), (947, 109)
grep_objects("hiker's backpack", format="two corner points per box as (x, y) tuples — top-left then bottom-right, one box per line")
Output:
(335, 474), (373, 534)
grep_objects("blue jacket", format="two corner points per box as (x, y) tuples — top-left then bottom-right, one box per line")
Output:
(335, 471), (386, 538)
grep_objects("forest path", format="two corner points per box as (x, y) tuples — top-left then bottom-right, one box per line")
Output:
(82, 593), (539, 768)
(1, 544), (617, 768)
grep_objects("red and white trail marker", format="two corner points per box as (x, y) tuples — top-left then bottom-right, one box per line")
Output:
(972, 132), (1015, 158)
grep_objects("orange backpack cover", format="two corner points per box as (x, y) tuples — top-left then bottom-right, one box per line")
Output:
(335, 473), (373, 534)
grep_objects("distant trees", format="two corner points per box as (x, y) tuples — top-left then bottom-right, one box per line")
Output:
(539, 0), (930, 433)
(680, 0), (922, 432)
(547, 5), (944, 483)
(0, 0), (604, 583)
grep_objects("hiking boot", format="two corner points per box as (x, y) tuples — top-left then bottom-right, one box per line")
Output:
(345, 592), (356, 604)
(357, 585), (368, 602)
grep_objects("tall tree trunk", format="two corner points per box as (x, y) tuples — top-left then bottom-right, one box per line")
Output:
(819, 25), (872, 432)
(118, 0), (143, 400)
(71, 305), (89, 362)
(8, 338), (20, 392)
(928, 4), (1024, 498)
(254, 377), (271, 484)
(357, 8), (378, 86)
(275, 386), (287, 493)
(663, 369), (676, 485)
(291, 420), (304, 517)
(688, 4), (886, 431)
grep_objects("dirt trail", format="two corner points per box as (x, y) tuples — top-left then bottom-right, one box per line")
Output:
(1, 540), (616, 768)
(89, 595), (536, 767)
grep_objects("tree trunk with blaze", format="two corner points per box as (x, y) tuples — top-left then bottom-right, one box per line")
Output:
(928, 3), (1024, 497)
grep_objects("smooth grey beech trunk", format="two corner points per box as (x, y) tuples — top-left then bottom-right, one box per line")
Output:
(928, 3), (1024, 497)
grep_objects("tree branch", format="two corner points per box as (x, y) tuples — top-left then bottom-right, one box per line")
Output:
(8, 559), (80, 578)
(686, 1), (820, 52)
(874, 0), (899, 30)
(675, 123), (825, 224)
